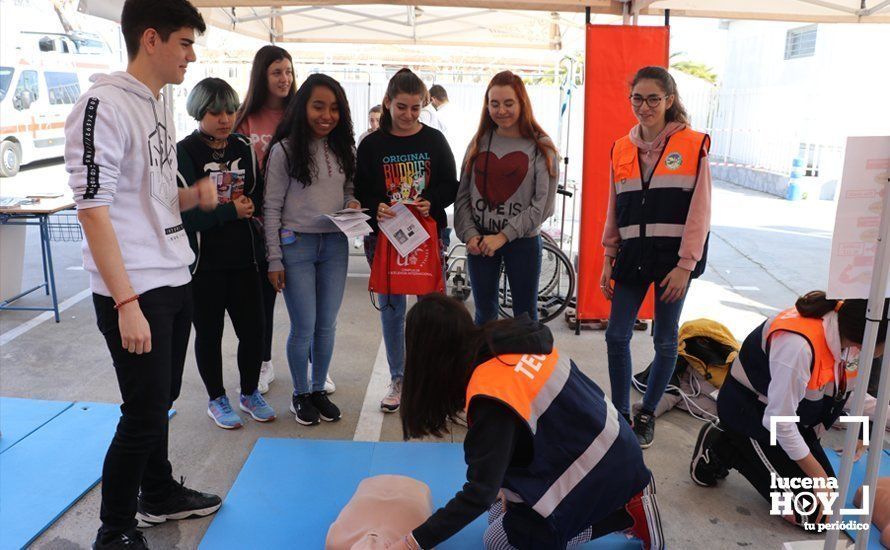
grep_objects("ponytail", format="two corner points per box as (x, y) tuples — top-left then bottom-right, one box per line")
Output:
(795, 290), (840, 319)
(380, 68), (427, 134)
(796, 290), (889, 345)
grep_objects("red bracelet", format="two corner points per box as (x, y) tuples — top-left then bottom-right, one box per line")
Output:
(113, 294), (140, 310)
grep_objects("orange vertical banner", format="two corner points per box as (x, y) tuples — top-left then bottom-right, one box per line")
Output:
(576, 24), (670, 322)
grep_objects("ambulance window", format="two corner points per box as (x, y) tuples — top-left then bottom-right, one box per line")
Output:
(45, 72), (81, 105)
(0, 67), (13, 101)
(13, 70), (39, 110)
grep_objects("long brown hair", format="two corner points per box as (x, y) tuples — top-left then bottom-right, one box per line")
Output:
(795, 291), (888, 345)
(401, 294), (520, 439)
(379, 68), (426, 134)
(234, 45), (296, 131)
(630, 66), (689, 125)
(464, 71), (558, 176)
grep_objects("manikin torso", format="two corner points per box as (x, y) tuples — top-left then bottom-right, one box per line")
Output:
(326, 475), (433, 550)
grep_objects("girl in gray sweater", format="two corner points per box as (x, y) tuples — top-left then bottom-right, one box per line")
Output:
(454, 71), (559, 324)
(264, 74), (359, 426)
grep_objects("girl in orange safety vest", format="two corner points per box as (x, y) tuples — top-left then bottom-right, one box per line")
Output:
(386, 294), (664, 550)
(601, 66), (713, 449)
(690, 291), (888, 528)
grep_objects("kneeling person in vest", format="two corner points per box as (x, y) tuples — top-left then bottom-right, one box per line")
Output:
(690, 291), (889, 528)
(388, 294), (664, 550)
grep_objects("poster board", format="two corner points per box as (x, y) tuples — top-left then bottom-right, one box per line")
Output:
(828, 136), (890, 299)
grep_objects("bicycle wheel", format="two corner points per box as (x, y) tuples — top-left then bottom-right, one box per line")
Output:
(498, 241), (575, 324)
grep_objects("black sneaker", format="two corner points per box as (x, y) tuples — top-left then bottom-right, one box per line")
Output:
(135, 477), (221, 527)
(690, 421), (730, 487)
(93, 529), (148, 549)
(290, 393), (320, 425)
(633, 411), (656, 449)
(311, 390), (341, 422)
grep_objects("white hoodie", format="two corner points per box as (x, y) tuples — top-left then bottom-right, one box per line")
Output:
(65, 72), (194, 296)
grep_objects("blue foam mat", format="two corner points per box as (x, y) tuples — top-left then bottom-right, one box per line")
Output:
(200, 438), (641, 550)
(0, 397), (73, 453)
(0, 399), (175, 550)
(825, 447), (890, 550)
(0, 401), (122, 550)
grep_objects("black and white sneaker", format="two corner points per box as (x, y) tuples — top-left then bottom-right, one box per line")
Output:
(311, 391), (341, 422)
(290, 393), (320, 425)
(633, 411), (656, 449)
(135, 478), (221, 528)
(93, 529), (148, 549)
(690, 421), (730, 487)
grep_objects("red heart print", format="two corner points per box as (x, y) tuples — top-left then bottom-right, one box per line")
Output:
(473, 151), (529, 210)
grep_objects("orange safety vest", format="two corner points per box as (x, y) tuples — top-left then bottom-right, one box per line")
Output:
(731, 307), (853, 432)
(768, 307), (850, 391)
(610, 127), (710, 283)
(464, 349), (649, 541)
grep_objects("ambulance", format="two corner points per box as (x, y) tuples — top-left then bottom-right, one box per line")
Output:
(0, 30), (113, 177)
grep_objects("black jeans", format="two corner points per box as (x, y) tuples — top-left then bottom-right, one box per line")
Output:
(192, 268), (265, 399)
(93, 285), (193, 535)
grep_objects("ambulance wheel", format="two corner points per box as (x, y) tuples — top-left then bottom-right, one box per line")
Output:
(0, 141), (21, 178)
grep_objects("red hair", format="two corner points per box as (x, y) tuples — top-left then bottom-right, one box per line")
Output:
(464, 71), (558, 176)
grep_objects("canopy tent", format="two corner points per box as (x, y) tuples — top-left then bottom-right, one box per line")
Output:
(69, 2), (890, 549)
(77, 0), (890, 50)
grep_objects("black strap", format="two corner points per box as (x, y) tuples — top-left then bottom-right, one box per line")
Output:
(480, 130), (494, 234)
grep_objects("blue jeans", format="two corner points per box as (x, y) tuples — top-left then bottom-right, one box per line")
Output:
(364, 228), (450, 380)
(467, 235), (542, 325)
(605, 280), (687, 417)
(280, 232), (349, 395)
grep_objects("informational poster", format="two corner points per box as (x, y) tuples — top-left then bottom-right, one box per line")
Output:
(827, 136), (890, 299)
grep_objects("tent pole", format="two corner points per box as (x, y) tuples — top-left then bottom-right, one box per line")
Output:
(824, 150), (890, 550)
(851, 168), (890, 550)
(665, 8), (671, 26)
(585, 6), (591, 24)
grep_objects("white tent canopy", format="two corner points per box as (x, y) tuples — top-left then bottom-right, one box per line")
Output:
(78, 0), (890, 50)
(199, 4), (574, 48)
(190, 0), (890, 28)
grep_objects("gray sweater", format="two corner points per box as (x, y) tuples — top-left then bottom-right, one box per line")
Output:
(454, 132), (558, 243)
(264, 138), (356, 271)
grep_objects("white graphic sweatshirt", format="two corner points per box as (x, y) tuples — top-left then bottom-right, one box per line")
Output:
(65, 72), (194, 296)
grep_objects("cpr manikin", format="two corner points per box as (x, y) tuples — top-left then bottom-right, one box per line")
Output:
(325, 475), (432, 550)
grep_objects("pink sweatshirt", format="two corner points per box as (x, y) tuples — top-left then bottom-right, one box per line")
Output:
(236, 107), (285, 168)
(602, 121), (712, 272)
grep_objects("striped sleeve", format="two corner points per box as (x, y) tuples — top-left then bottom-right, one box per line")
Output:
(64, 96), (125, 209)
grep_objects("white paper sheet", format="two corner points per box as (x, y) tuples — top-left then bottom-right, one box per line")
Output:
(377, 203), (429, 258)
(324, 208), (373, 238)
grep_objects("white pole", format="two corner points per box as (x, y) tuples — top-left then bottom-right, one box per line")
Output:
(825, 164), (890, 550)
(852, 168), (890, 549)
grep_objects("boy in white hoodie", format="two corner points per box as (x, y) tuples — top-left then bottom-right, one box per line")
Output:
(64, 1), (221, 548)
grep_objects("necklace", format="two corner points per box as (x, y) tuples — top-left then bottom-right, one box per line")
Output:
(211, 144), (227, 162)
(201, 132), (227, 162)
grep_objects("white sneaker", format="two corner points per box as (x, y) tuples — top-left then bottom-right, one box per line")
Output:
(258, 361), (275, 394)
(380, 378), (402, 413)
(306, 363), (337, 395)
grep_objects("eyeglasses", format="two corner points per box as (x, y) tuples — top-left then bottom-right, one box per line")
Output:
(629, 95), (668, 108)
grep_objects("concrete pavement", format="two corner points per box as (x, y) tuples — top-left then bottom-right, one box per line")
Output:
(1, 160), (851, 549)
